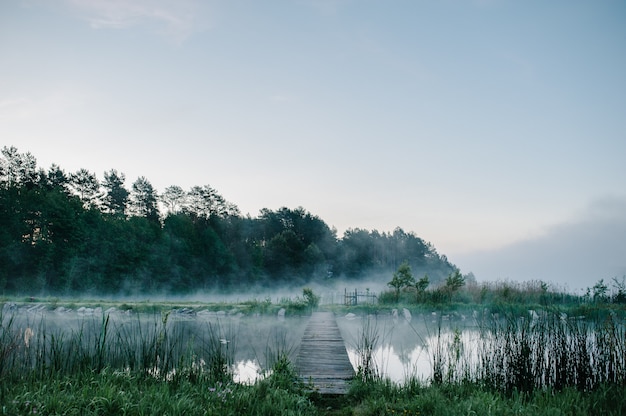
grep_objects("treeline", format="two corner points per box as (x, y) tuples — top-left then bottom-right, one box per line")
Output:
(0, 146), (457, 295)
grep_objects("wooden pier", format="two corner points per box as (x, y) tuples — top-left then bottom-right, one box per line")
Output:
(296, 311), (355, 395)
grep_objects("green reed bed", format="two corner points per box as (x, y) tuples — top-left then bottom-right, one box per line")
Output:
(353, 316), (381, 383)
(1, 311), (230, 383)
(0, 308), (315, 415)
(419, 309), (626, 393)
(3, 305), (625, 415)
(342, 308), (626, 416)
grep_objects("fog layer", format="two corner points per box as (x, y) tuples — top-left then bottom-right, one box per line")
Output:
(455, 196), (626, 291)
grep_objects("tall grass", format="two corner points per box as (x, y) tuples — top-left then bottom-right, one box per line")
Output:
(3, 304), (625, 415)
(345, 308), (626, 415)
(420, 308), (626, 395)
(0, 308), (236, 386)
(0, 306), (317, 415)
(352, 315), (381, 382)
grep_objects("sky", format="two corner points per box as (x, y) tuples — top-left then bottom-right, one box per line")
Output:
(1, 0), (625, 291)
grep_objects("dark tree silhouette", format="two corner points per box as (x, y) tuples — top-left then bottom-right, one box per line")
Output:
(0, 146), (459, 295)
(102, 169), (129, 217)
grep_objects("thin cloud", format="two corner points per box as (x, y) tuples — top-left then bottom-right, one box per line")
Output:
(471, 0), (505, 8)
(0, 98), (31, 121)
(455, 196), (626, 291)
(269, 94), (295, 103)
(298, 0), (353, 16)
(64, 0), (208, 42)
(0, 91), (85, 122)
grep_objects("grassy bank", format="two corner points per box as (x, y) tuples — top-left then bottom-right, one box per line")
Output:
(2, 301), (625, 415)
(0, 287), (321, 317)
(3, 359), (317, 415)
(343, 379), (626, 416)
(0, 305), (315, 415)
(3, 367), (625, 415)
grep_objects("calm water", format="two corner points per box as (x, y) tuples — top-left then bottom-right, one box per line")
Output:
(7, 305), (619, 386)
(3, 304), (309, 384)
(337, 311), (480, 383)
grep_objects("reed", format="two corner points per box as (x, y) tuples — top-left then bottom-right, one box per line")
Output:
(0, 308), (239, 388)
(440, 308), (626, 394)
(1, 306), (320, 414)
(353, 315), (380, 382)
(343, 308), (626, 415)
(262, 325), (295, 370)
(3, 302), (625, 415)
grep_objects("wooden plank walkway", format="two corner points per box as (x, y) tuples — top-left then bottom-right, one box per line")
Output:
(296, 311), (355, 395)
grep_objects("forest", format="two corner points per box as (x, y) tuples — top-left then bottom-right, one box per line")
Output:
(0, 146), (457, 295)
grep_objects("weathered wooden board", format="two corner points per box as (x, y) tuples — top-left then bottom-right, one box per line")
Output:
(296, 311), (355, 395)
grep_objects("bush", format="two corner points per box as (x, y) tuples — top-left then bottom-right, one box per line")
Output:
(302, 287), (319, 308)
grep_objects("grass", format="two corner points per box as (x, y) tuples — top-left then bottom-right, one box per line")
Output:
(377, 278), (626, 319)
(335, 305), (626, 415)
(345, 378), (626, 416)
(353, 315), (380, 382)
(0, 306), (316, 415)
(2, 299), (626, 415)
(3, 365), (317, 415)
(4, 369), (625, 416)
(4, 368), (624, 415)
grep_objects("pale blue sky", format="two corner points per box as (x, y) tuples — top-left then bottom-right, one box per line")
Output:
(1, 0), (625, 289)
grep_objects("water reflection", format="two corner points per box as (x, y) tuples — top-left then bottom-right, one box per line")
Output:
(338, 310), (626, 389)
(233, 359), (264, 384)
(346, 345), (429, 383)
(338, 312), (480, 384)
(3, 304), (307, 385)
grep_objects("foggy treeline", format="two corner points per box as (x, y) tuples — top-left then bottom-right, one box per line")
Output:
(0, 146), (457, 295)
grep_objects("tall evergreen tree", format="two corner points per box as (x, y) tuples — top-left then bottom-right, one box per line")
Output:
(186, 185), (239, 219)
(102, 169), (129, 217)
(0, 146), (38, 188)
(42, 164), (70, 193)
(130, 176), (160, 222)
(70, 168), (101, 209)
(0, 146), (460, 294)
(161, 185), (186, 215)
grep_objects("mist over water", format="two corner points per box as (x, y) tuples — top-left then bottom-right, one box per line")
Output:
(56, 276), (395, 308)
(4, 303), (309, 384)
